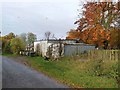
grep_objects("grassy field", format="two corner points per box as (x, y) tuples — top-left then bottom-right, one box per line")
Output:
(26, 56), (118, 88)
(2, 53), (118, 88)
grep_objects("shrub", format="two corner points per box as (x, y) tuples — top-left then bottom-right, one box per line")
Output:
(84, 58), (118, 81)
(2, 40), (12, 53)
(10, 37), (25, 54)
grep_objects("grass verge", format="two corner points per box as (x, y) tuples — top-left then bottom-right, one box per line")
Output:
(2, 53), (118, 88)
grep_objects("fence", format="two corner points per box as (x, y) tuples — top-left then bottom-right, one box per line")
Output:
(87, 50), (120, 61)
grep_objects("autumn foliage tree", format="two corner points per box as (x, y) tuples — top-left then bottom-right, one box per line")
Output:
(1, 32), (15, 53)
(1, 32), (27, 54)
(66, 29), (81, 39)
(10, 37), (25, 54)
(67, 1), (120, 49)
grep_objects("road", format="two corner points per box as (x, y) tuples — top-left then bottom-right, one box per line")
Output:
(2, 56), (67, 88)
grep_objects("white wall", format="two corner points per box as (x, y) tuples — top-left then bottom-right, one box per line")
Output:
(34, 41), (53, 57)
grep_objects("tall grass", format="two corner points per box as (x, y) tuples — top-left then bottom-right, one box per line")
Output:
(2, 52), (119, 88)
(26, 56), (118, 88)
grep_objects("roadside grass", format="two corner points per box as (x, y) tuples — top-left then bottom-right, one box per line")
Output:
(2, 53), (118, 88)
(1, 53), (18, 56)
(26, 56), (118, 88)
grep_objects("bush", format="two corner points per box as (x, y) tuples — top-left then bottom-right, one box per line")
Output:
(2, 40), (12, 53)
(84, 59), (118, 80)
(10, 37), (25, 54)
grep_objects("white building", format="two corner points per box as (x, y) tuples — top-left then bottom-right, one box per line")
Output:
(34, 39), (95, 60)
(34, 39), (76, 56)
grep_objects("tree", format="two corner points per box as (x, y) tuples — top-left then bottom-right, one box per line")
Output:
(44, 31), (51, 40)
(5, 32), (15, 40)
(66, 29), (81, 40)
(44, 31), (57, 40)
(3, 40), (11, 53)
(19, 33), (27, 45)
(1, 32), (16, 53)
(52, 34), (57, 39)
(67, 1), (119, 49)
(10, 37), (25, 54)
(109, 28), (120, 49)
(27, 32), (37, 45)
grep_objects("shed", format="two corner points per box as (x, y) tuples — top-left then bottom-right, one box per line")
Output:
(64, 43), (95, 56)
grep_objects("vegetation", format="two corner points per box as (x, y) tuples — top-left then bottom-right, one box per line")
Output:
(10, 37), (25, 54)
(44, 31), (56, 40)
(19, 33), (27, 46)
(14, 55), (118, 88)
(1, 1), (119, 88)
(44, 31), (52, 40)
(66, 2), (120, 49)
(1, 32), (15, 53)
(27, 32), (37, 45)
(1, 32), (37, 54)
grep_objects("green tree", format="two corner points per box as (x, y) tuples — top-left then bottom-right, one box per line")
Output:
(10, 37), (25, 54)
(27, 32), (37, 45)
(19, 33), (27, 45)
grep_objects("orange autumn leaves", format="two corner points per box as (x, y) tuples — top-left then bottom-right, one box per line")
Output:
(66, 2), (119, 48)
(66, 29), (81, 40)
(67, 26), (110, 46)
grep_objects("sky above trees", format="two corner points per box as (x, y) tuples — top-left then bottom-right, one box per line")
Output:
(1, 0), (80, 39)
(0, 0), (118, 39)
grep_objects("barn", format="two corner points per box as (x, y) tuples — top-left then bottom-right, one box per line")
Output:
(34, 39), (95, 59)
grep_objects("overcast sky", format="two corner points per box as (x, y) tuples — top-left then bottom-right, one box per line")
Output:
(1, 0), (118, 39)
(0, 0), (83, 39)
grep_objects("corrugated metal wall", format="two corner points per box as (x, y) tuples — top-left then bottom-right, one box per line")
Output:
(64, 44), (95, 56)
(34, 40), (95, 58)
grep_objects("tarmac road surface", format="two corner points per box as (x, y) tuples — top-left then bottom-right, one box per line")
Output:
(2, 56), (68, 88)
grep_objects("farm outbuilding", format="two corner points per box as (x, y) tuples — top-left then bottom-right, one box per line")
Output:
(64, 43), (95, 56)
(34, 39), (95, 60)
